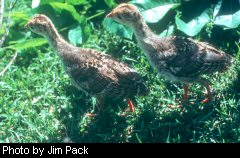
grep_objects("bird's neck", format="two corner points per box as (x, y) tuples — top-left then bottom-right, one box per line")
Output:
(44, 26), (75, 58)
(131, 18), (160, 50)
(132, 18), (154, 39)
(131, 18), (166, 64)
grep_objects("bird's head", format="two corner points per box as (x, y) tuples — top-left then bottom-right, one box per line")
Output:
(106, 3), (143, 27)
(25, 14), (54, 36)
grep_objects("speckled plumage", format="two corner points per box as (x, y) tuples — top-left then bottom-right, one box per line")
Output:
(25, 14), (149, 109)
(62, 48), (149, 100)
(138, 36), (232, 83)
(107, 3), (233, 102)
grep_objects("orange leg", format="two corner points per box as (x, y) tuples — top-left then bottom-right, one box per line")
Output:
(127, 98), (135, 112)
(202, 82), (213, 104)
(119, 98), (136, 117)
(183, 84), (190, 101)
(86, 97), (104, 117)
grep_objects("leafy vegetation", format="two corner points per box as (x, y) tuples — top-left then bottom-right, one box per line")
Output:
(106, 0), (240, 37)
(0, 0), (240, 143)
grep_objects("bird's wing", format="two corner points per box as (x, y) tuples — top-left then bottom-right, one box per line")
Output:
(160, 36), (232, 77)
(64, 49), (149, 98)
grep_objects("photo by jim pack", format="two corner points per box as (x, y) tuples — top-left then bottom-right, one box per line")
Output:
(2, 145), (88, 156)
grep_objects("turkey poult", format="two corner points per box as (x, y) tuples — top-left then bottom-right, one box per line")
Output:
(25, 14), (149, 115)
(107, 3), (233, 103)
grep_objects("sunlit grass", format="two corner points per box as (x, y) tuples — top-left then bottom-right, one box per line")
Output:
(1, 28), (240, 143)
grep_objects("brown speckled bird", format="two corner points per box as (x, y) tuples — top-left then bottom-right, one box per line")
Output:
(107, 3), (233, 103)
(25, 14), (149, 115)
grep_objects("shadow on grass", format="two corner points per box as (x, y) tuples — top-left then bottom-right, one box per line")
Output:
(130, 70), (240, 143)
(51, 84), (130, 143)
(47, 67), (240, 143)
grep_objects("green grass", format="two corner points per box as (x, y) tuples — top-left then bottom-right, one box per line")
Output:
(1, 27), (240, 143)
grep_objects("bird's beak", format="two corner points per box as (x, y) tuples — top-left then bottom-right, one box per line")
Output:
(24, 22), (31, 29)
(106, 12), (114, 18)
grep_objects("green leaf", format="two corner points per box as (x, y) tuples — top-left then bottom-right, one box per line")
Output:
(105, 0), (179, 37)
(8, 29), (26, 42)
(159, 25), (174, 37)
(5, 38), (48, 51)
(214, 10), (240, 29)
(104, 0), (117, 8)
(11, 12), (31, 26)
(48, 2), (84, 23)
(32, 0), (40, 9)
(141, 4), (175, 23)
(213, 0), (223, 18)
(175, 9), (211, 36)
(40, 0), (64, 5)
(82, 25), (91, 43)
(166, 129), (171, 143)
(66, 0), (87, 5)
(132, 0), (180, 23)
(135, 133), (142, 143)
(132, 0), (180, 9)
(103, 18), (133, 39)
(68, 26), (83, 46)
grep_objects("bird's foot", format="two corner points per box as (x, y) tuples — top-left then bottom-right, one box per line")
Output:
(183, 84), (190, 102)
(85, 113), (97, 117)
(202, 92), (215, 104)
(118, 108), (133, 117)
(127, 98), (135, 112)
(202, 98), (211, 104)
(168, 104), (183, 109)
(202, 90), (216, 104)
(118, 113), (129, 117)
